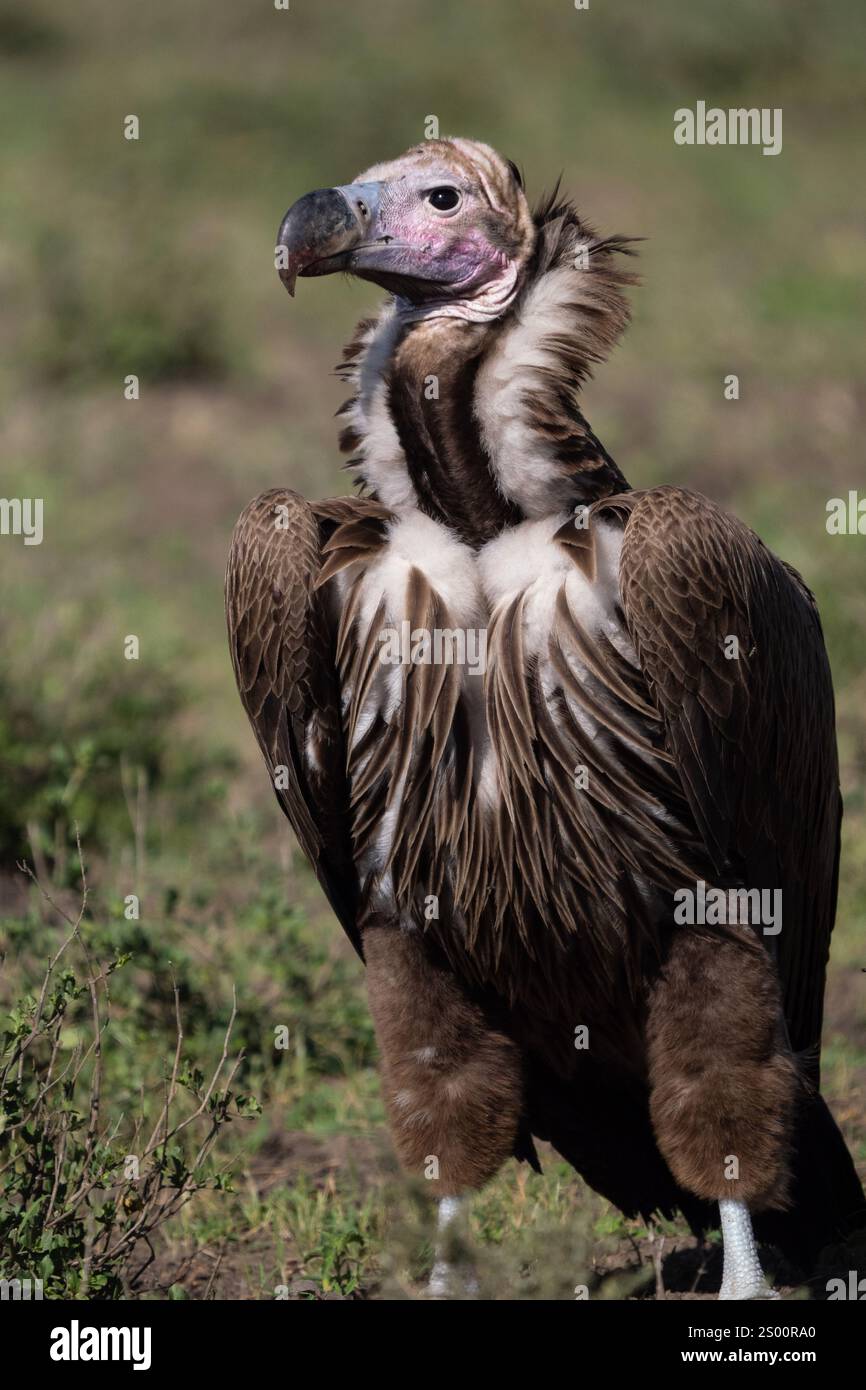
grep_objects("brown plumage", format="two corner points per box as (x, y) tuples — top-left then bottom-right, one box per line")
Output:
(227, 137), (864, 1279)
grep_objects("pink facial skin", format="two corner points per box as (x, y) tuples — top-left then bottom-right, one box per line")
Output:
(356, 181), (522, 317)
(390, 226), (510, 293)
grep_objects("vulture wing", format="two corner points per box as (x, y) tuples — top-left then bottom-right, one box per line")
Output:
(226, 489), (389, 958)
(610, 485), (841, 1077)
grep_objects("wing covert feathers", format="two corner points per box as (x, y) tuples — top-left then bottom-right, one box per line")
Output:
(226, 489), (372, 956)
(616, 486), (841, 1072)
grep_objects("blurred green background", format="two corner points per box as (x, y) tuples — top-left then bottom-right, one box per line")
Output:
(0, 0), (863, 1298)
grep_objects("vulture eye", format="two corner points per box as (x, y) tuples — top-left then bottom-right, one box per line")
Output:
(427, 186), (461, 212)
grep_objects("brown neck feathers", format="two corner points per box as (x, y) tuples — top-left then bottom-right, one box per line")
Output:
(387, 318), (523, 547)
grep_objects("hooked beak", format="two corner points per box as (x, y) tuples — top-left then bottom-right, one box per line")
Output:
(276, 182), (385, 296)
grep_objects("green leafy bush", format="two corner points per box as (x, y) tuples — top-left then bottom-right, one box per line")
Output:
(0, 848), (259, 1298)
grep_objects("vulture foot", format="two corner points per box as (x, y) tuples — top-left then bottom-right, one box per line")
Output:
(717, 1198), (779, 1300)
(426, 1261), (480, 1300)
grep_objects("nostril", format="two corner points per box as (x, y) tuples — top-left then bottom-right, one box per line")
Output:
(356, 200), (368, 218)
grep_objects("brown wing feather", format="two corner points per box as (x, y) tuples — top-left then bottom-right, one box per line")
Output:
(225, 488), (380, 957)
(614, 486), (841, 1076)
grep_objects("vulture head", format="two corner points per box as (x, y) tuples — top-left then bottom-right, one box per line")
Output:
(277, 138), (536, 318)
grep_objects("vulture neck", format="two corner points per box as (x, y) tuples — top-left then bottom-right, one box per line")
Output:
(341, 216), (635, 548)
(387, 316), (522, 547)
(387, 310), (629, 549)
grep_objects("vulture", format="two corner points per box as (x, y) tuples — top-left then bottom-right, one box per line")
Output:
(226, 137), (864, 1298)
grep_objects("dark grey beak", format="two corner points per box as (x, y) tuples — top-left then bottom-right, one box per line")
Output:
(275, 183), (381, 296)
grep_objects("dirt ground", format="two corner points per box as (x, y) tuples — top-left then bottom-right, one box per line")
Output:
(139, 1130), (852, 1301)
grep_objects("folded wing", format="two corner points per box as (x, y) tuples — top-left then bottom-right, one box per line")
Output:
(612, 485), (841, 1078)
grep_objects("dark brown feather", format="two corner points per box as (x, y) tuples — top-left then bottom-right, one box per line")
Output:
(615, 485), (841, 1077)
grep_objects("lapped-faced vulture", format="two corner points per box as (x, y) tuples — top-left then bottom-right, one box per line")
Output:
(226, 137), (864, 1298)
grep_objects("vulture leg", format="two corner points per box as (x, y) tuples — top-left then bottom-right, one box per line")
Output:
(363, 923), (522, 1296)
(645, 927), (799, 1295)
(428, 1196), (479, 1299)
(718, 1199), (778, 1301)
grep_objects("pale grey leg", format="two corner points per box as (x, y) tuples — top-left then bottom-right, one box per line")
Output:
(427, 1196), (478, 1298)
(718, 1198), (779, 1300)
